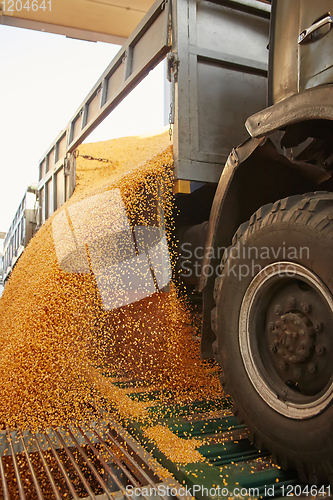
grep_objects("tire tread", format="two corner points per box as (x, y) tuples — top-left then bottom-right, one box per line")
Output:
(212, 191), (333, 485)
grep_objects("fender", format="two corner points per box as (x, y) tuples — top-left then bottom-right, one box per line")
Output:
(246, 84), (333, 139)
(199, 136), (332, 359)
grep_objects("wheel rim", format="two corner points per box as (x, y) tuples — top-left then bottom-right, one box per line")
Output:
(239, 262), (333, 419)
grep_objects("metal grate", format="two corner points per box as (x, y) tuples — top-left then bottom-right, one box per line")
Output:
(0, 419), (183, 500)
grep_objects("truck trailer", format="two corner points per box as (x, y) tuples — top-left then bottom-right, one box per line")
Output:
(1, 186), (38, 284)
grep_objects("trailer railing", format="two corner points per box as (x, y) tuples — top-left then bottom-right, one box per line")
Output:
(37, 0), (172, 226)
(35, 0), (270, 222)
(2, 188), (38, 283)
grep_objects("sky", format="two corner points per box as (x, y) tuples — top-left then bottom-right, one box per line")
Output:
(0, 24), (167, 235)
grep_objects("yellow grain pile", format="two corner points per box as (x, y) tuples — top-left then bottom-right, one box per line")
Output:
(145, 425), (205, 465)
(74, 131), (173, 198)
(0, 130), (222, 431)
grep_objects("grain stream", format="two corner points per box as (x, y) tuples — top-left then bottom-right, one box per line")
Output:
(0, 130), (222, 433)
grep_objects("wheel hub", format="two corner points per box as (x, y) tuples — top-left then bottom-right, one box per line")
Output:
(271, 312), (315, 364)
(265, 285), (330, 396)
(239, 262), (333, 419)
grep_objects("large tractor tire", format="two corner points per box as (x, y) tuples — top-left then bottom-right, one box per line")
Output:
(212, 192), (333, 485)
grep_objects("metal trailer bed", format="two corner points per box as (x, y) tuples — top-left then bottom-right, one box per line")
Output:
(36, 0), (270, 225)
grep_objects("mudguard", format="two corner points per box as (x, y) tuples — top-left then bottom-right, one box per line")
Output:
(199, 136), (331, 359)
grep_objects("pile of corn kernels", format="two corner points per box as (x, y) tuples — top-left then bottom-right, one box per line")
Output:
(0, 131), (222, 432)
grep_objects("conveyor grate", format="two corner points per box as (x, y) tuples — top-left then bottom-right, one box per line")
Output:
(0, 419), (184, 500)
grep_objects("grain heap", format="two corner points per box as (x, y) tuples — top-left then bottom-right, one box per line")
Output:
(145, 425), (205, 465)
(0, 130), (222, 432)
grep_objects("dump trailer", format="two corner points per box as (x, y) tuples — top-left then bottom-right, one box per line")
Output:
(12, 0), (333, 486)
(0, 232), (5, 297)
(2, 186), (38, 283)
